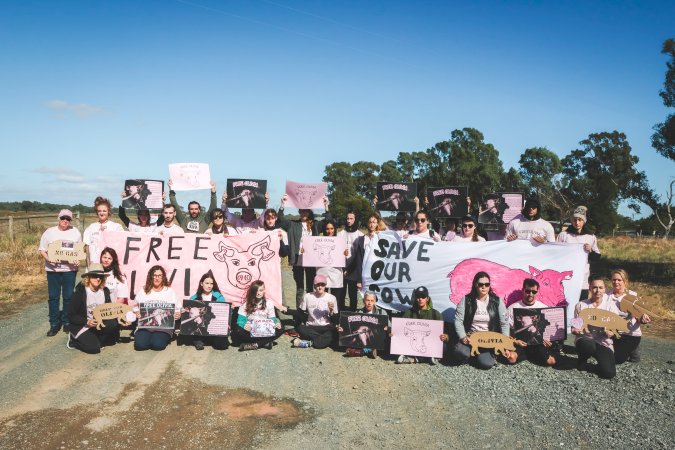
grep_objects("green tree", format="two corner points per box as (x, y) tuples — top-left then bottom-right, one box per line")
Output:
(518, 147), (571, 223)
(562, 131), (653, 234)
(652, 38), (675, 161)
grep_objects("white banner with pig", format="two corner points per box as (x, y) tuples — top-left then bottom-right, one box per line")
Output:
(362, 231), (588, 323)
(99, 231), (282, 307)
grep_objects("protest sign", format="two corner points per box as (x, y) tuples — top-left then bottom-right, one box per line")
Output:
(390, 317), (444, 358)
(168, 163), (212, 191)
(137, 301), (175, 330)
(122, 179), (164, 210)
(478, 192), (523, 224)
(376, 182), (417, 212)
(180, 299), (231, 336)
(338, 312), (388, 350)
(250, 319), (276, 338)
(226, 179), (267, 209)
(427, 186), (467, 218)
(512, 307), (567, 344)
(300, 236), (347, 268)
(47, 240), (86, 263)
(99, 231), (282, 307)
(285, 180), (327, 209)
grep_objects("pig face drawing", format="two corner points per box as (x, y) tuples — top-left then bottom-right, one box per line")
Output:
(295, 187), (317, 207)
(404, 327), (431, 353)
(313, 242), (335, 265)
(213, 235), (275, 289)
(177, 167), (201, 187)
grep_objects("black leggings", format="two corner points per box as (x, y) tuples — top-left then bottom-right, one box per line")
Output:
(69, 320), (120, 354)
(292, 266), (316, 304)
(234, 325), (283, 346)
(575, 337), (616, 379)
(337, 280), (358, 311)
(297, 324), (336, 349)
(614, 335), (641, 364)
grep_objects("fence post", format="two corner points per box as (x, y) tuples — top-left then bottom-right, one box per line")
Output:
(76, 211), (83, 233)
(8, 216), (13, 242)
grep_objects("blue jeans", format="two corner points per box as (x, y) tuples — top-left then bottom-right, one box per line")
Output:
(46, 271), (76, 327)
(134, 329), (171, 351)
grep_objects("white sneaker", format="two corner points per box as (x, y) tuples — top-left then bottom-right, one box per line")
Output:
(66, 334), (74, 350)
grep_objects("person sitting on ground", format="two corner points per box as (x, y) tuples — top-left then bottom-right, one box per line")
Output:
(339, 290), (390, 358)
(505, 278), (560, 367)
(67, 263), (128, 353)
(234, 280), (285, 351)
(505, 197), (555, 244)
(394, 286), (447, 364)
(571, 274), (621, 379)
(292, 274), (339, 349)
(168, 179), (217, 233)
(608, 269), (651, 364)
(186, 271), (230, 351)
(451, 272), (509, 370)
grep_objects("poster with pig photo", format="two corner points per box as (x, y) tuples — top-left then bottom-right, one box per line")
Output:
(338, 312), (388, 350)
(376, 182), (417, 212)
(122, 179), (164, 210)
(478, 192), (523, 224)
(285, 180), (327, 209)
(226, 179), (267, 209)
(300, 236), (347, 268)
(137, 302), (175, 330)
(512, 307), (566, 344)
(426, 186), (467, 218)
(390, 317), (444, 358)
(179, 299), (231, 336)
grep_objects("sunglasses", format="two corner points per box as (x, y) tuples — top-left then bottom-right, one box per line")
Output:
(414, 218), (426, 223)
(477, 282), (491, 288)
(59, 216), (72, 221)
(314, 283), (326, 287)
(525, 289), (538, 294)
(213, 214), (224, 219)
(461, 223), (474, 229)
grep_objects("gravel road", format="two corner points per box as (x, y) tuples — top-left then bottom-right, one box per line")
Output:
(0, 267), (673, 449)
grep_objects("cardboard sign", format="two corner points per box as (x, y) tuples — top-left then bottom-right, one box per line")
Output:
(376, 182), (417, 212)
(226, 178), (267, 209)
(578, 308), (628, 338)
(619, 294), (660, 319)
(285, 180), (327, 209)
(427, 186), (467, 218)
(390, 317), (444, 358)
(469, 331), (516, 356)
(47, 240), (86, 263)
(338, 312), (388, 350)
(122, 179), (164, 210)
(478, 192), (523, 224)
(512, 307), (567, 344)
(92, 303), (136, 330)
(137, 301), (176, 330)
(300, 236), (347, 268)
(180, 299), (231, 336)
(250, 319), (276, 337)
(168, 163), (212, 191)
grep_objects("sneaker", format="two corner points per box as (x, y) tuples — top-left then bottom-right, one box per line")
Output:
(194, 340), (205, 351)
(369, 348), (378, 359)
(262, 341), (274, 350)
(429, 357), (438, 366)
(66, 334), (74, 350)
(291, 338), (311, 348)
(344, 348), (364, 357)
(47, 326), (60, 337)
(396, 355), (417, 364)
(239, 343), (258, 351)
(62, 325), (69, 333)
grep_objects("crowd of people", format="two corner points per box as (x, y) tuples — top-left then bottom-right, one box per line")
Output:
(38, 186), (651, 379)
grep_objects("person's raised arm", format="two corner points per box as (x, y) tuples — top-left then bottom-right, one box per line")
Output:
(207, 181), (217, 217)
(168, 179), (186, 225)
(118, 205), (131, 228)
(276, 195), (290, 231)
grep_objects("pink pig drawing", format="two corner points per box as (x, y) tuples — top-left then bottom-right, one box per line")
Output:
(447, 259), (573, 307)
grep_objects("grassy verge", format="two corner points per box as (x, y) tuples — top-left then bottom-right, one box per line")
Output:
(0, 230), (46, 314)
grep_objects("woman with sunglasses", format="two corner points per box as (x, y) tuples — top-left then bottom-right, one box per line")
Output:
(403, 210), (441, 242)
(395, 286), (448, 365)
(204, 208), (237, 236)
(452, 215), (485, 242)
(67, 263), (126, 353)
(451, 271), (509, 369)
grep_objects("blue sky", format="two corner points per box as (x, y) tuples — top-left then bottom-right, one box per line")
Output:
(1, 0), (673, 217)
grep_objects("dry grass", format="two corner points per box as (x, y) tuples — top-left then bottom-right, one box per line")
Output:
(0, 230), (46, 308)
(599, 236), (675, 263)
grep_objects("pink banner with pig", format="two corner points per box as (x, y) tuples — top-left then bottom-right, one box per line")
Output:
(362, 231), (588, 323)
(98, 231), (282, 307)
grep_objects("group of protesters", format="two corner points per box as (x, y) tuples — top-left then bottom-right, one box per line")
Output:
(38, 182), (650, 379)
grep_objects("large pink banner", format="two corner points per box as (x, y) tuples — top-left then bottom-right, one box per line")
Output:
(285, 180), (327, 209)
(99, 231), (282, 307)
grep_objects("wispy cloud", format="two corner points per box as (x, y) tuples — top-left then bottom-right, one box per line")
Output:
(44, 99), (104, 118)
(34, 166), (82, 176)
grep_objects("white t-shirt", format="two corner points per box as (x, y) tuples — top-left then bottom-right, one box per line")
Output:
(39, 225), (82, 272)
(132, 286), (181, 310)
(337, 229), (364, 259)
(238, 299), (276, 322)
(299, 292), (338, 326)
(506, 214), (555, 243)
(158, 223), (185, 236)
(85, 286), (106, 320)
(556, 231), (600, 289)
(451, 234), (486, 242)
(403, 229), (441, 242)
(608, 289), (641, 337)
(105, 273), (129, 303)
(574, 296), (622, 350)
(83, 220), (124, 265)
(470, 298), (490, 333)
(128, 223), (158, 234)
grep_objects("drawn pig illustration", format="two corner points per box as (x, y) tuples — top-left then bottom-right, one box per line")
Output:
(469, 331), (516, 356)
(448, 259), (573, 307)
(213, 235), (275, 289)
(404, 327), (431, 353)
(313, 242), (335, 265)
(295, 187), (317, 207)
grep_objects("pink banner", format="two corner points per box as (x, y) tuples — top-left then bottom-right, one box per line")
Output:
(168, 163), (212, 191)
(300, 236), (346, 268)
(390, 317), (444, 358)
(99, 231), (282, 307)
(285, 180), (327, 209)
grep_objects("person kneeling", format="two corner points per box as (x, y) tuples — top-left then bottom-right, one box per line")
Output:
(293, 275), (338, 349)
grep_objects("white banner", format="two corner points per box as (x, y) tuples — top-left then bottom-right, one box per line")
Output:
(362, 231), (587, 322)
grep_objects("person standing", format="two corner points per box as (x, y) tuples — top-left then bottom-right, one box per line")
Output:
(556, 206), (600, 300)
(505, 197), (555, 244)
(168, 179), (217, 233)
(157, 204), (185, 236)
(38, 209), (82, 336)
(403, 210), (441, 242)
(451, 215), (486, 242)
(338, 211), (364, 311)
(83, 197), (124, 267)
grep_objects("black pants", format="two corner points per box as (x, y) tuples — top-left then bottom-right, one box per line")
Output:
(514, 342), (561, 365)
(337, 280), (358, 311)
(234, 325), (283, 346)
(69, 320), (120, 354)
(297, 324), (336, 349)
(292, 266), (316, 305)
(188, 335), (229, 350)
(575, 337), (616, 379)
(614, 335), (641, 364)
